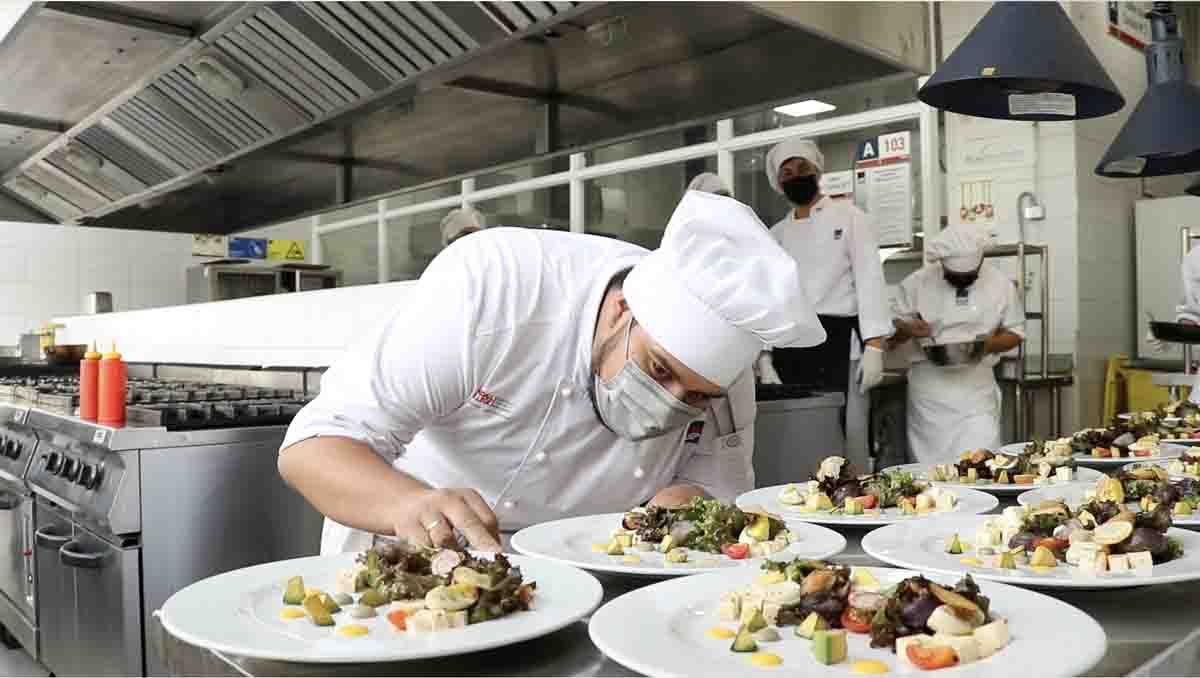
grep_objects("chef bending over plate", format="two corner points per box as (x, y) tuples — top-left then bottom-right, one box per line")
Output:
(278, 192), (825, 554)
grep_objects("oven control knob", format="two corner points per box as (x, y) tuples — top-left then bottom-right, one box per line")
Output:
(76, 464), (96, 489)
(60, 457), (78, 481)
(44, 452), (61, 474)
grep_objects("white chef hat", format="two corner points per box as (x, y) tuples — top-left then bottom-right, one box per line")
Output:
(765, 138), (824, 193)
(926, 223), (994, 272)
(440, 207), (486, 245)
(623, 191), (826, 388)
(686, 172), (730, 196)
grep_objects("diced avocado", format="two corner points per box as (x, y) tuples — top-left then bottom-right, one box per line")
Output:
(659, 535), (675, 553)
(794, 612), (830, 639)
(615, 534), (633, 549)
(814, 493), (834, 511)
(745, 607), (768, 634)
(966, 468), (978, 483)
(1141, 496), (1157, 512)
(1175, 501), (1195, 516)
(666, 548), (689, 564)
(358, 588), (388, 608)
(303, 595), (335, 626)
(931, 466), (945, 482)
(747, 514), (772, 541)
(899, 498), (917, 515)
(997, 470), (1010, 485)
(811, 629), (848, 665)
(606, 541), (624, 556)
(731, 625), (758, 653)
(998, 552), (1017, 569)
(844, 498), (863, 515)
(318, 592), (341, 613)
(946, 534), (964, 555)
(282, 576), (305, 605)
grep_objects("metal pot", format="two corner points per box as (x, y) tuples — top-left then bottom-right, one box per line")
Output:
(86, 292), (113, 314)
(922, 339), (987, 367)
(44, 344), (88, 365)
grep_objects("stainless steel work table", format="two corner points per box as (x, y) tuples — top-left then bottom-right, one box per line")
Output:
(157, 501), (1200, 677)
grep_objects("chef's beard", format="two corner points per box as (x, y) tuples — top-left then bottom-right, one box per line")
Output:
(588, 316), (629, 432)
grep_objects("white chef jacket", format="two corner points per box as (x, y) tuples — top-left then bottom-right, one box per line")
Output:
(769, 196), (893, 346)
(282, 228), (757, 554)
(1174, 245), (1200, 402)
(894, 262), (1024, 463)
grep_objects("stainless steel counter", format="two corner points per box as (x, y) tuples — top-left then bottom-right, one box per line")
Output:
(156, 500), (1200, 677)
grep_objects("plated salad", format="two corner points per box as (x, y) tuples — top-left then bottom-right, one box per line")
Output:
(711, 558), (1010, 671)
(610, 497), (793, 563)
(278, 542), (535, 637)
(779, 456), (958, 516)
(1167, 449), (1200, 477)
(1071, 429), (1170, 459)
(945, 491), (1184, 576)
(934, 445), (1076, 486)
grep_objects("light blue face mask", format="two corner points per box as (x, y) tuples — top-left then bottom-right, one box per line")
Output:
(592, 318), (704, 442)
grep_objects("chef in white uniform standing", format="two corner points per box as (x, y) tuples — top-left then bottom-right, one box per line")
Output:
(440, 206), (486, 246)
(1147, 242), (1200, 402)
(891, 224), (1024, 464)
(759, 138), (892, 464)
(279, 192), (825, 554)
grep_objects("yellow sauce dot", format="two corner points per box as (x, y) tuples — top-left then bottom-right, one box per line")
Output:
(706, 626), (736, 639)
(850, 659), (890, 674)
(591, 543), (609, 552)
(336, 624), (369, 638)
(959, 557), (983, 566)
(749, 653), (783, 667)
(621, 555), (642, 564)
(279, 608), (306, 620)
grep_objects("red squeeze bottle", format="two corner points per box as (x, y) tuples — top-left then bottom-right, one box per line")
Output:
(98, 343), (127, 428)
(79, 344), (101, 421)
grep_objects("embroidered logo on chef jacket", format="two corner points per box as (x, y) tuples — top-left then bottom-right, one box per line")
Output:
(468, 386), (514, 418)
(955, 289), (970, 306)
(685, 421), (705, 445)
(833, 228), (844, 240)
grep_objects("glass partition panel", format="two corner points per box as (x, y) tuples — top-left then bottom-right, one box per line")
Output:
(320, 225), (378, 287)
(584, 157), (717, 250)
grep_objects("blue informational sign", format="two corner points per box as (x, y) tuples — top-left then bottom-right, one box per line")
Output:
(229, 237), (268, 259)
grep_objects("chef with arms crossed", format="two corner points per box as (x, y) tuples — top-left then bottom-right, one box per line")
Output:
(278, 192), (825, 553)
(890, 224), (1024, 464)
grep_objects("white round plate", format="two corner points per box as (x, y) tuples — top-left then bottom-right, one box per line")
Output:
(884, 462), (1104, 496)
(588, 565), (1106, 678)
(510, 513), (845, 577)
(736, 484), (998, 527)
(1161, 438), (1200, 446)
(862, 514), (1200, 588)
(1017, 485), (1200, 529)
(1123, 459), (1200, 480)
(159, 552), (601, 663)
(1118, 412), (1178, 424)
(1002, 441), (1181, 467)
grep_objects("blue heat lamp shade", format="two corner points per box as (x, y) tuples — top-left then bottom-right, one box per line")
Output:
(918, 2), (1124, 121)
(1097, 3), (1200, 177)
(1188, 178), (1200, 197)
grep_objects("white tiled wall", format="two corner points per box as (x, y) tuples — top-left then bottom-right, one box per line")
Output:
(0, 222), (196, 346)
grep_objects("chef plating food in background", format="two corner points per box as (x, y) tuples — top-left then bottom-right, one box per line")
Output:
(760, 137), (892, 464)
(278, 192), (825, 554)
(890, 224), (1024, 464)
(1147, 242), (1200, 403)
(440, 206), (487, 247)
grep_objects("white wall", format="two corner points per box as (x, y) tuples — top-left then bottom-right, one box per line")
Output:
(0, 221), (196, 346)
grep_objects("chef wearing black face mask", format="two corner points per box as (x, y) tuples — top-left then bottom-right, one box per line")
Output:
(759, 138), (892, 452)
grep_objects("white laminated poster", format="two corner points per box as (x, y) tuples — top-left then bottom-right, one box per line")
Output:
(854, 164), (913, 247)
(820, 170), (853, 198)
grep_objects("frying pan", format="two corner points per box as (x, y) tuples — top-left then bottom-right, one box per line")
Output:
(1150, 321), (1200, 345)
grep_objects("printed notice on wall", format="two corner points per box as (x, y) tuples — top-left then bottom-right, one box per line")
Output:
(854, 131), (913, 247)
(820, 170), (853, 198)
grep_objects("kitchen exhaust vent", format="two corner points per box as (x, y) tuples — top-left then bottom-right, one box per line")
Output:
(479, 2), (577, 33)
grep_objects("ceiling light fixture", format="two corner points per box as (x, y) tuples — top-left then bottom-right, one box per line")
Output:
(0, 1), (33, 47)
(918, 2), (1124, 121)
(1096, 2), (1200, 178)
(64, 143), (105, 175)
(192, 56), (246, 100)
(773, 99), (837, 118)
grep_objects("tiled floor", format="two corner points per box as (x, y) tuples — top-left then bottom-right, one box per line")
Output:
(0, 648), (48, 677)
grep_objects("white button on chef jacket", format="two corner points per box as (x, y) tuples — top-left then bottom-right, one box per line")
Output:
(770, 196), (893, 352)
(282, 228), (758, 555)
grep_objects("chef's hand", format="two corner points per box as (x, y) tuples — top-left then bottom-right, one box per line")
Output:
(648, 484), (709, 508)
(757, 352), (782, 385)
(1146, 329), (1167, 353)
(907, 319), (933, 338)
(857, 345), (885, 393)
(394, 487), (501, 552)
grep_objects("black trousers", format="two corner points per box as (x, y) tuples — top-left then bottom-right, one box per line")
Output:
(772, 315), (860, 432)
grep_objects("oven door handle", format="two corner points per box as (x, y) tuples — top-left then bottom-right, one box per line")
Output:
(0, 491), (20, 511)
(59, 541), (104, 569)
(34, 528), (70, 550)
